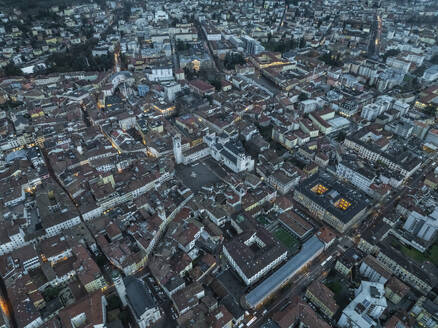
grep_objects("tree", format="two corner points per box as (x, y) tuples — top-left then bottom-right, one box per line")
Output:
(223, 52), (245, 70)
(198, 64), (218, 81)
(209, 78), (221, 91)
(407, 14), (438, 25)
(263, 38), (296, 53)
(96, 254), (107, 267)
(176, 41), (190, 51)
(183, 65), (195, 80)
(336, 131), (347, 142)
(298, 92), (308, 101)
(107, 294), (122, 310)
(424, 105), (437, 116)
(95, 0), (107, 9)
(320, 51), (343, 67)
(121, 2), (132, 20)
(2, 62), (22, 77)
(46, 38), (110, 73)
(119, 310), (129, 326)
(299, 37), (306, 48)
(383, 48), (400, 61)
(0, 100), (22, 111)
(170, 18), (180, 27)
(43, 286), (61, 301)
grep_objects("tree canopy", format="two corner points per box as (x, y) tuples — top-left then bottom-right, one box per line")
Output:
(223, 52), (245, 70)
(2, 62), (22, 77)
(264, 38), (297, 53)
(46, 38), (114, 73)
(319, 51), (343, 67)
(383, 48), (401, 61)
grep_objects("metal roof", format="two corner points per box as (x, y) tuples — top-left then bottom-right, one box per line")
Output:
(124, 276), (157, 319)
(245, 235), (324, 308)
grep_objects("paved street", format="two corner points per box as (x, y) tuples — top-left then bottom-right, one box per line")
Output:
(250, 244), (339, 327)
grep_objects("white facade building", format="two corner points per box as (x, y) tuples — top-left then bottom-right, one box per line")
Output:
(44, 215), (81, 237)
(22, 317), (43, 328)
(163, 81), (181, 101)
(403, 209), (438, 242)
(241, 35), (265, 55)
(359, 256), (390, 284)
(82, 205), (102, 221)
(173, 134), (183, 164)
(423, 65), (438, 82)
(124, 276), (161, 328)
(147, 67), (173, 82)
(182, 146), (210, 165)
(361, 97), (392, 121)
(109, 71), (135, 94)
(338, 281), (387, 328)
(113, 271), (127, 306)
(203, 133), (254, 173)
(386, 57), (411, 73)
(0, 228), (26, 256)
(154, 10), (168, 22)
(336, 161), (375, 194)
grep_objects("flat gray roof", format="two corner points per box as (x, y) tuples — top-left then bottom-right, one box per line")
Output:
(245, 235), (324, 308)
(124, 276), (156, 319)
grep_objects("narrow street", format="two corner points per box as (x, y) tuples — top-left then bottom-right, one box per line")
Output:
(195, 19), (221, 73)
(170, 38), (180, 71)
(360, 153), (437, 236)
(250, 243), (339, 327)
(0, 279), (13, 328)
(40, 148), (102, 267)
(142, 273), (178, 328)
(368, 13), (382, 57)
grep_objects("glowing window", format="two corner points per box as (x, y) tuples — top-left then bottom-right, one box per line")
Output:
(311, 184), (328, 195)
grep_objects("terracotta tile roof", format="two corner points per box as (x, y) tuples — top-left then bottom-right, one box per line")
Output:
(59, 291), (105, 327)
(385, 276), (410, 298)
(272, 297), (331, 328)
(307, 280), (339, 314)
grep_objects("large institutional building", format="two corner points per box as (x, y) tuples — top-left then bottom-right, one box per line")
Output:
(173, 132), (254, 173)
(294, 174), (368, 233)
(223, 229), (288, 286)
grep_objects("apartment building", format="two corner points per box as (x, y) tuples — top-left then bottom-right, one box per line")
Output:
(375, 244), (433, 295)
(223, 229), (287, 286)
(305, 280), (339, 319)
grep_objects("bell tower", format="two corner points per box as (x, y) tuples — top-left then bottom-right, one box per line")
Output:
(173, 134), (183, 164)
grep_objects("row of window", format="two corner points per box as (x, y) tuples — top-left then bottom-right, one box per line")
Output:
(377, 254), (431, 293)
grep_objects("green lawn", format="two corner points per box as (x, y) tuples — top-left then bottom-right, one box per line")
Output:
(325, 278), (350, 309)
(42, 286), (62, 301)
(326, 281), (342, 295)
(256, 216), (270, 226)
(274, 227), (299, 249)
(399, 245), (428, 262)
(429, 244), (438, 266)
(393, 240), (438, 266)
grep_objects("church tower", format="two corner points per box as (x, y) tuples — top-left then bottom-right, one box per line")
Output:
(112, 271), (127, 306)
(173, 134), (183, 164)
